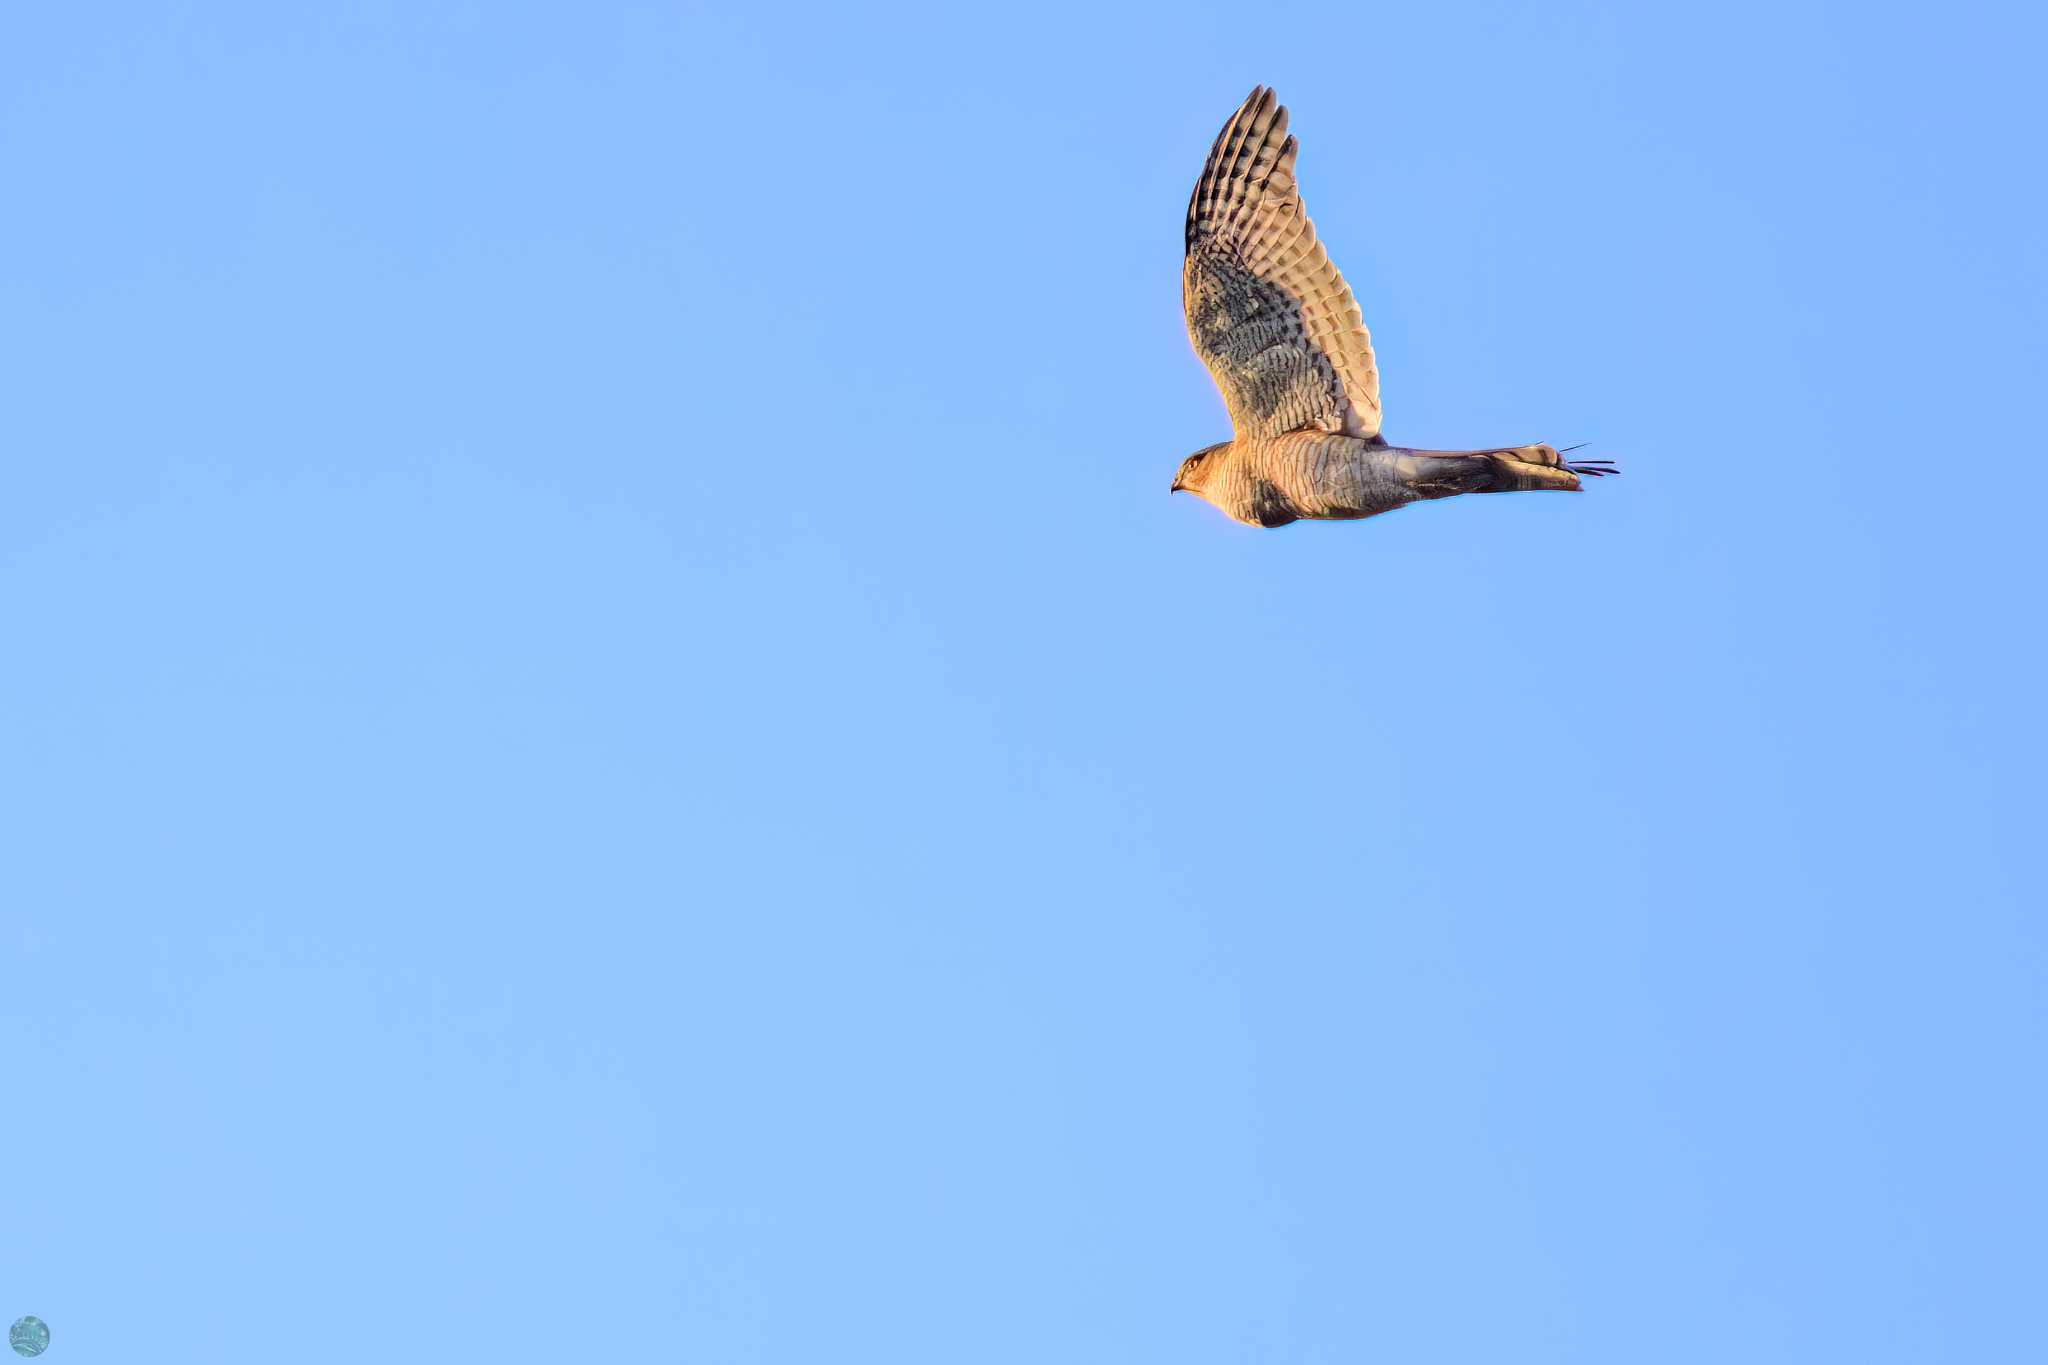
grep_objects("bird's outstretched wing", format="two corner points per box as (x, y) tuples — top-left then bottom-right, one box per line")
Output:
(1184, 87), (1382, 441)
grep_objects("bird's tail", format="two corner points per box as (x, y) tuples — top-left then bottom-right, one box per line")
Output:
(1401, 443), (1613, 497)
(1489, 442), (1619, 492)
(1555, 443), (1618, 479)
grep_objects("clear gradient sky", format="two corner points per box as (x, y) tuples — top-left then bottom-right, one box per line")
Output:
(4, 2), (2044, 1361)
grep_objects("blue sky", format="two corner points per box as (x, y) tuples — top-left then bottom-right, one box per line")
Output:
(3, 2), (2042, 1360)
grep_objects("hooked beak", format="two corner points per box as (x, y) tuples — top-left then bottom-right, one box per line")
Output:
(1170, 474), (1185, 494)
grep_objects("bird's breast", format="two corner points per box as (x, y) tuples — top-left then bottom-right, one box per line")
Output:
(1240, 433), (1411, 522)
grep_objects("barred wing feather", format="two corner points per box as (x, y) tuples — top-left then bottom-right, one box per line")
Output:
(1183, 86), (1382, 441)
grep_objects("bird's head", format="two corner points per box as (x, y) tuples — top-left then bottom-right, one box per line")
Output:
(1171, 444), (1227, 496)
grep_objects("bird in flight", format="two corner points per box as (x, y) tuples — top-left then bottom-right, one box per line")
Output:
(1174, 86), (1613, 527)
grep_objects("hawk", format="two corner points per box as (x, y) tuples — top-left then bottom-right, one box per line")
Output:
(1174, 86), (1613, 527)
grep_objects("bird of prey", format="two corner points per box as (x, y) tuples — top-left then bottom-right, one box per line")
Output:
(1174, 86), (1613, 527)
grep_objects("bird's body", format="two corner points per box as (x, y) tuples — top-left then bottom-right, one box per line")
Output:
(1174, 88), (1611, 526)
(1184, 432), (1585, 528)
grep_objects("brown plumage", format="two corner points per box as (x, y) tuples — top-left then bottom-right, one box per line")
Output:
(1174, 87), (1614, 527)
